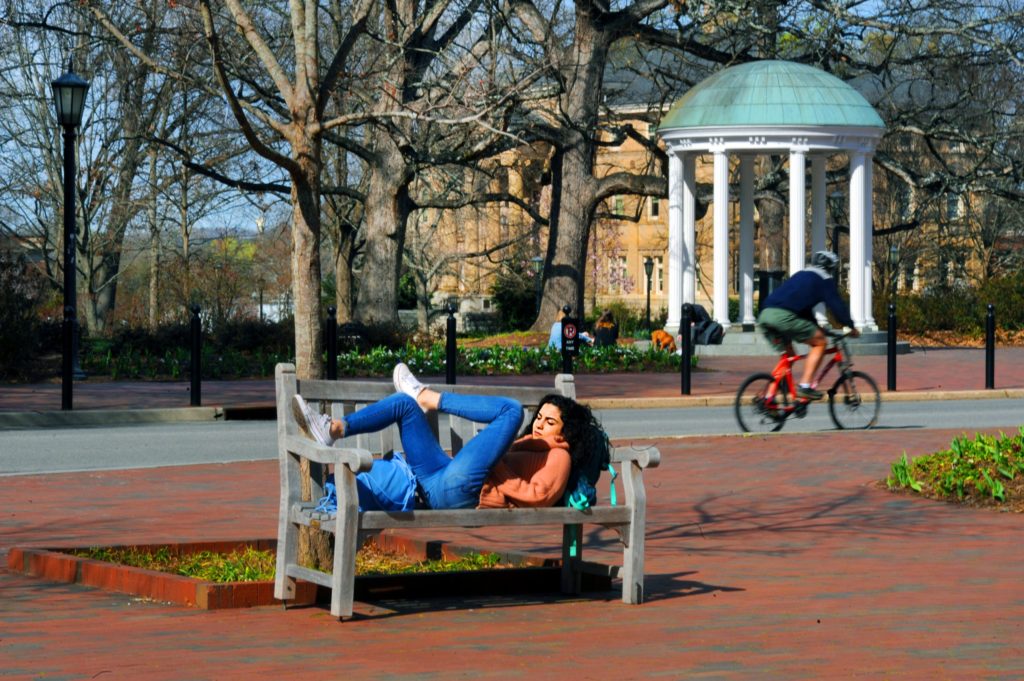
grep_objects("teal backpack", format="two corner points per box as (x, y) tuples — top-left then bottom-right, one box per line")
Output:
(562, 430), (617, 510)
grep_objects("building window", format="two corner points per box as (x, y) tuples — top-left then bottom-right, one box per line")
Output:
(650, 197), (660, 218)
(896, 184), (911, 219)
(644, 256), (664, 294)
(609, 256), (628, 293)
(903, 261), (916, 293)
(614, 196), (624, 215)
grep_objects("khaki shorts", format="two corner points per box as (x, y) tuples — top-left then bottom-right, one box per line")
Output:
(757, 307), (819, 352)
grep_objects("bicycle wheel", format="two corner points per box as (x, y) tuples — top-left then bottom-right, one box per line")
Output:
(735, 372), (787, 433)
(828, 370), (881, 429)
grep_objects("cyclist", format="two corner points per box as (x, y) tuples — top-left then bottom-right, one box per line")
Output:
(757, 250), (860, 400)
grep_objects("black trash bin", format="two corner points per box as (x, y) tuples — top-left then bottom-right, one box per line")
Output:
(756, 270), (787, 313)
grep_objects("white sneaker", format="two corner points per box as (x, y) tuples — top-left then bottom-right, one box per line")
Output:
(393, 362), (427, 402)
(291, 394), (336, 446)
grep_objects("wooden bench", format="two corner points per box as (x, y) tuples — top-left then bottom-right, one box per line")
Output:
(273, 363), (660, 619)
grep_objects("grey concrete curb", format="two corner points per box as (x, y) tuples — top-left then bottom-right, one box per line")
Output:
(0, 407), (223, 430)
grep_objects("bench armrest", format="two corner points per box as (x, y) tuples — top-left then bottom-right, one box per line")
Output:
(282, 434), (375, 474)
(611, 445), (661, 469)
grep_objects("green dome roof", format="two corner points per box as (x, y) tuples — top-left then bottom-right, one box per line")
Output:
(659, 60), (884, 130)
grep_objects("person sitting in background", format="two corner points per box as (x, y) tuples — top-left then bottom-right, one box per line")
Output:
(593, 310), (619, 348)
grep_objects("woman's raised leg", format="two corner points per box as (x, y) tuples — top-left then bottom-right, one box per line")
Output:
(417, 393), (523, 509)
(342, 393), (451, 478)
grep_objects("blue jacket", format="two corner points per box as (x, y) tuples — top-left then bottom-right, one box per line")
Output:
(762, 267), (854, 328)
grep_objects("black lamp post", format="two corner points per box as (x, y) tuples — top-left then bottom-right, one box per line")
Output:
(643, 256), (654, 332)
(52, 60), (90, 411)
(889, 244), (899, 301)
(531, 255), (543, 316)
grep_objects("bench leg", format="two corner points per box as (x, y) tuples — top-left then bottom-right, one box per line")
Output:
(621, 514), (645, 604)
(561, 524), (582, 594)
(275, 453), (302, 603)
(331, 477), (361, 619)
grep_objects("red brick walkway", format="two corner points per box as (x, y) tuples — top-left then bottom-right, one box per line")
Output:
(3, 426), (1023, 678)
(2, 347), (1023, 678)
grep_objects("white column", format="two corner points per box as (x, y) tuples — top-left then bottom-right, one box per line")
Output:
(811, 155), (827, 254)
(683, 154), (697, 308)
(863, 155), (877, 329)
(848, 152), (867, 329)
(739, 154), (756, 327)
(811, 155), (828, 324)
(713, 149), (730, 329)
(665, 151), (683, 336)
(788, 148), (807, 274)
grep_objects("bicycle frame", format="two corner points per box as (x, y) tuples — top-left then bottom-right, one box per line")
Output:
(765, 339), (849, 413)
(735, 330), (879, 433)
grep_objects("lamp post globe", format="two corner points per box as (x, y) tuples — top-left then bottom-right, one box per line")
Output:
(52, 60), (90, 410)
(643, 256), (654, 332)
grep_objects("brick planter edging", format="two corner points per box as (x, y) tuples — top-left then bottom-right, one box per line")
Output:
(6, 540), (317, 610)
(6, 533), (581, 611)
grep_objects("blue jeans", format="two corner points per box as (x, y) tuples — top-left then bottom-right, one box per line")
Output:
(342, 393), (524, 509)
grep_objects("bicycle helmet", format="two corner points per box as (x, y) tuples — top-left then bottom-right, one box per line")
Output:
(810, 250), (840, 274)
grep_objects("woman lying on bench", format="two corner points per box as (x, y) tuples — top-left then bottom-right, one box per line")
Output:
(291, 363), (609, 511)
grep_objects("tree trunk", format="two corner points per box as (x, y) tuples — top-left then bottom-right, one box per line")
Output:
(355, 136), (408, 326)
(531, 10), (607, 329)
(332, 233), (355, 324)
(538, 146), (598, 324)
(758, 198), (786, 271)
(289, 152), (324, 380)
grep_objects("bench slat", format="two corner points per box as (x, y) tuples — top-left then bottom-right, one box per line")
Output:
(291, 503), (632, 530)
(286, 564), (332, 588)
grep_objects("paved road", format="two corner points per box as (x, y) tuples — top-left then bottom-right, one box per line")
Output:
(596, 397), (1024, 440)
(3, 398), (1022, 476)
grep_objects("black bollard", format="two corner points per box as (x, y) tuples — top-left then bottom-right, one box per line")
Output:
(446, 301), (457, 385)
(985, 303), (995, 389)
(190, 304), (202, 407)
(681, 303), (693, 395)
(887, 303), (897, 391)
(326, 306), (338, 380)
(61, 306), (73, 410)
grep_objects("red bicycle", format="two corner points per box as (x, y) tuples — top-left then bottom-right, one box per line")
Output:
(734, 329), (881, 433)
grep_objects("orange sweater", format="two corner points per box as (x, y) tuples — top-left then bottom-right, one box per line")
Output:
(477, 434), (572, 509)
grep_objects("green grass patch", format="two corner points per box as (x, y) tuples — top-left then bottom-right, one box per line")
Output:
(887, 427), (1024, 510)
(70, 544), (517, 582)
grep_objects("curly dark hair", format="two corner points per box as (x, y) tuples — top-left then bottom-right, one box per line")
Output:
(522, 394), (607, 469)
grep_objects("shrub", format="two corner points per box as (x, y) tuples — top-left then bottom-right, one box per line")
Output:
(895, 284), (980, 335)
(489, 263), (536, 331)
(0, 250), (51, 380)
(978, 273), (1024, 331)
(887, 428), (1024, 507)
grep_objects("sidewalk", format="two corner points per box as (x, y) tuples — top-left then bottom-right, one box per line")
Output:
(2, 346), (1023, 421)
(1, 347), (1023, 678)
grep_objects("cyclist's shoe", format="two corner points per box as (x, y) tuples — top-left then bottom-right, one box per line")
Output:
(796, 385), (824, 401)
